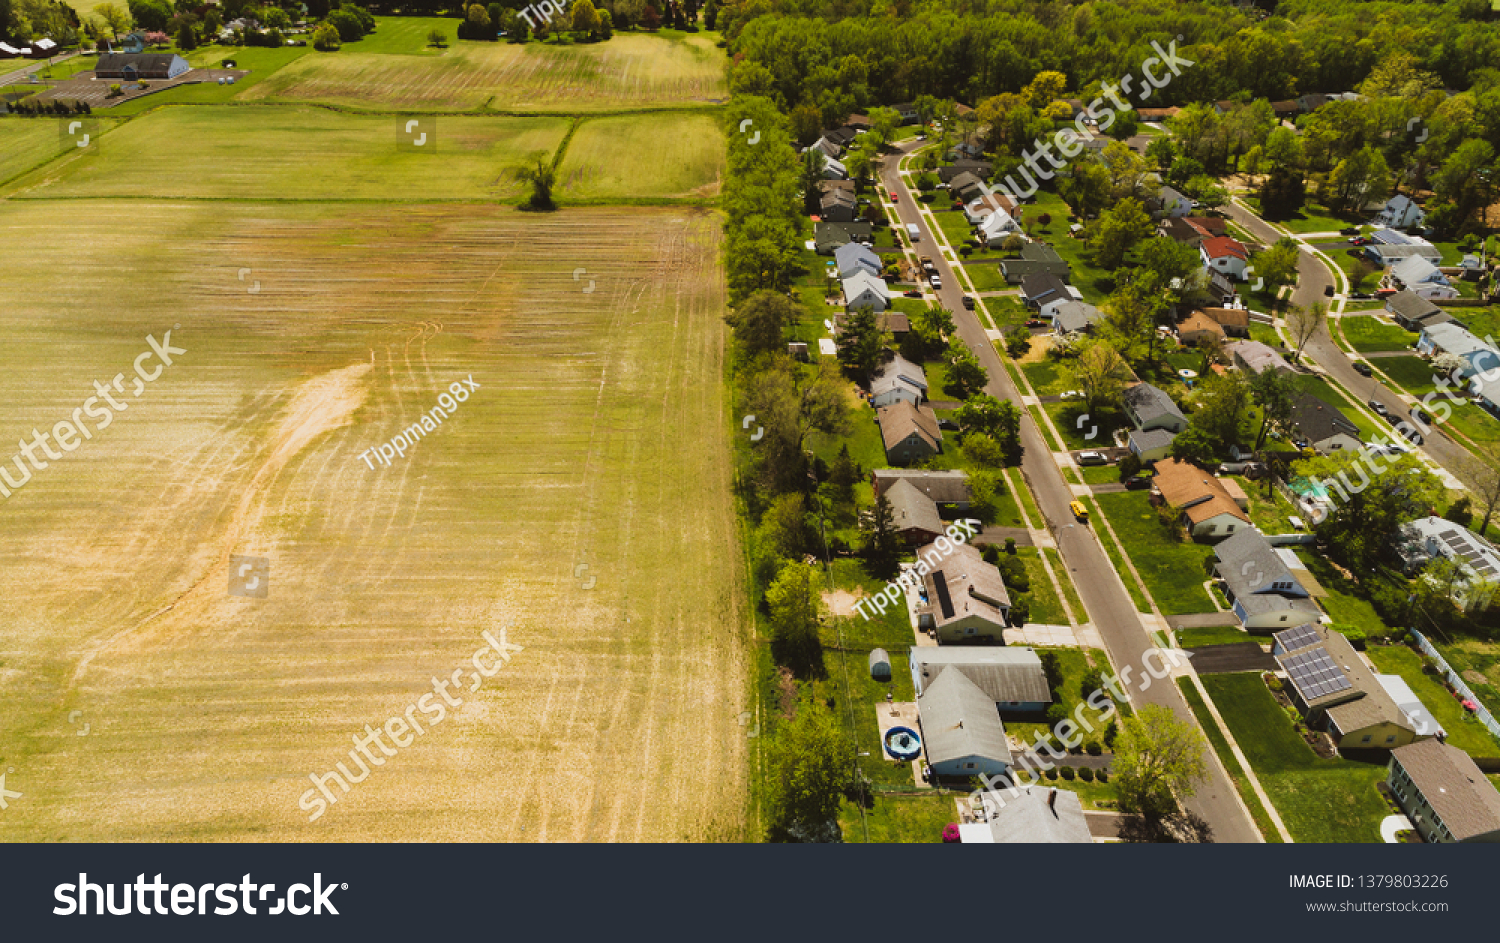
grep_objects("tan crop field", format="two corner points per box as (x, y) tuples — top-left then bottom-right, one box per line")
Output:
(240, 32), (728, 112)
(0, 199), (749, 841)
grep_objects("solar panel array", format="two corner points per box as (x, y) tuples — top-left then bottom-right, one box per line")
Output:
(1283, 647), (1352, 701)
(1440, 530), (1500, 578)
(1275, 624), (1320, 653)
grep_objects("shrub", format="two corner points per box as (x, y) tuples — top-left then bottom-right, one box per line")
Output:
(1045, 703), (1071, 726)
(999, 556), (1029, 593)
(1263, 672), (1283, 693)
(980, 544), (1000, 565)
(1079, 766), (1095, 782)
(1044, 767), (1058, 780)
(1008, 597), (1029, 627)
(312, 23), (340, 49)
(1059, 765), (1076, 780)
(1004, 538), (1017, 555)
(1085, 741), (1102, 756)
(328, 9), (364, 42)
(942, 823), (960, 842)
(1096, 769), (1108, 783)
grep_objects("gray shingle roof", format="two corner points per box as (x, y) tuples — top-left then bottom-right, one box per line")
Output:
(1216, 529), (1317, 615)
(885, 479), (945, 536)
(1289, 393), (1360, 445)
(1123, 382), (1185, 425)
(980, 786), (1092, 843)
(918, 668), (1012, 767)
(1385, 289), (1441, 323)
(1052, 300), (1103, 333)
(1392, 739), (1500, 841)
(910, 646), (1052, 704)
(872, 469), (971, 505)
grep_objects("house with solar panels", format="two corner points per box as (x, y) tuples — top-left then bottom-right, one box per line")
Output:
(1394, 516), (1500, 612)
(1272, 624), (1427, 752)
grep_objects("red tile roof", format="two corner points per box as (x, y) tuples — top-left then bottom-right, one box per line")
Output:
(1202, 235), (1248, 261)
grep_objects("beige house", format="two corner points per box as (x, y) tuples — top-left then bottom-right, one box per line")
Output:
(1273, 624), (1425, 752)
(1388, 740), (1500, 843)
(1151, 459), (1251, 541)
(877, 401), (942, 466)
(914, 541), (1010, 643)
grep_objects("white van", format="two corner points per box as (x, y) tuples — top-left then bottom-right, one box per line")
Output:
(906, 223), (920, 240)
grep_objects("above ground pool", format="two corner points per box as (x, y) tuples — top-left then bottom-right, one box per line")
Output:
(884, 726), (922, 761)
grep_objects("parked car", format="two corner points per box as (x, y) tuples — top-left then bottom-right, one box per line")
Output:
(1340, 227), (1360, 236)
(1324, 284), (1336, 297)
(962, 296), (975, 310)
(1369, 400), (1388, 417)
(1349, 236), (1370, 245)
(1398, 424), (1424, 445)
(1124, 474), (1153, 490)
(1350, 291), (1372, 300)
(1077, 451), (1108, 466)
(1070, 501), (1090, 522)
(929, 274), (942, 289)
(904, 289), (923, 298)
(1411, 406), (1433, 425)
(1061, 390), (1082, 399)
(1367, 442), (1407, 457)
(937, 418), (959, 431)
(1026, 318), (1048, 329)
(1353, 361), (1373, 376)
(889, 191), (899, 201)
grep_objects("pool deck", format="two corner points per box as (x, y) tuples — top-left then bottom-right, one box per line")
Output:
(875, 701), (930, 789)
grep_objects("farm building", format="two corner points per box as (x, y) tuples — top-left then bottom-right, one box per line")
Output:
(95, 53), (191, 80)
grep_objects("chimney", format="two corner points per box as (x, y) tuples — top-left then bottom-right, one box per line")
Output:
(1048, 789), (1058, 810)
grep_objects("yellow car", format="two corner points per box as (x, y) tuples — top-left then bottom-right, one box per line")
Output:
(1070, 501), (1090, 522)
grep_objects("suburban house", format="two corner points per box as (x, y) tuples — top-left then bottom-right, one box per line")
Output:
(1159, 216), (1207, 249)
(1216, 530), (1321, 630)
(964, 190), (1017, 224)
(1177, 309), (1226, 346)
(1123, 382), (1187, 434)
(885, 479), (948, 545)
(877, 400), (942, 465)
(1052, 300), (1104, 335)
(1199, 307), (1250, 338)
(938, 161), (993, 184)
(1020, 273), (1075, 320)
(949, 171), (987, 204)
(1469, 372), (1500, 416)
(1385, 290), (1450, 332)
(1394, 516), (1500, 612)
(963, 786), (1092, 843)
(1387, 740), (1500, 843)
(977, 206), (1022, 246)
(1273, 623), (1423, 752)
(1375, 673), (1446, 741)
(820, 155), (848, 180)
(893, 102), (920, 124)
(1417, 322), (1500, 380)
(843, 270), (891, 312)
(1460, 253), (1486, 280)
(1200, 235), (1249, 281)
(819, 187), (858, 222)
(1227, 339), (1289, 375)
(869, 353), (928, 407)
(833, 311), (909, 338)
(95, 53), (191, 80)
(1136, 106), (1182, 122)
(1288, 393), (1362, 454)
(917, 669), (1012, 778)
(1154, 185), (1193, 218)
(1206, 270), (1238, 305)
(909, 646), (1051, 711)
(1151, 459), (1252, 541)
(1388, 256), (1458, 301)
(872, 469), (971, 511)
(835, 241), (882, 279)
(913, 541), (1010, 642)
(1363, 229), (1441, 266)
(1127, 427), (1177, 462)
(813, 221), (873, 254)
(1373, 193), (1426, 230)
(810, 137), (844, 160)
(1000, 243), (1071, 284)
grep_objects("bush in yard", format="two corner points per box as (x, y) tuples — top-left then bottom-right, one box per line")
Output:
(1008, 597), (1029, 627)
(1046, 702), (1071, 727)
(1118, 453), (1142, 482)
(1086, 741), (1102, 756)
(999, 556), (1029, 592)
(942, 823), (960, 843)
(1096, 769), (1108, 783)
(312, 23), (340, 49)
(1060, 765), (1076, 780)
(1103, 720), (1118, 749)
(981, 543), (1000, 565)
(1004, 538), (1017, 555)
(1005, 326), (1032, 358)
(1079, 766), (1095, 782)
(1263, 672), (1282, 693)
(1045, 767), (1059, 780)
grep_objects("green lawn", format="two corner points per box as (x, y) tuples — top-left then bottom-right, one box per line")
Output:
(104, 46), (314, 116)
(1365, 643), (1500, 758)
(1080, 464), (1118, 485)
(841, 792), (955, 843)
(1201, 673), (1390, 843)
(929, 209), (993, 256)
(1094, 492), (1217, 615)
(960, 261), (1010, 292)
(1177, 625), (1255, 648)
(1043, 547), (1086, 620)
(1236, 475), (1302, 535)
(1044, 400), (1125, 450)
(986, 295), (1029, 332)
(1005, 467), (1042, 525)
(1375, 355), (1440, 397)
(1015, 546), (1067, 625)
(1177, 678), (1285, 842)
(557, 112), (725, 200)
(1242, 197), (1358, 234)
(1027, 194), (1113, 303)
(1341, 315), (1417, 354)
(1430, 636), (1500, 721)
(1019, 356), (1071, 397)
(1006, 648), (1114, 753)
(1088, 498), (1152, 614)
(1248, 321), (1285, 348)
(1297, 374), (1383, 442)
(1294, 551), (1391, 638)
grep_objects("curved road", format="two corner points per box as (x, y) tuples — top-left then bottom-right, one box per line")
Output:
(1223, 200), (1477, 488)
(883, 142), (1261, 843)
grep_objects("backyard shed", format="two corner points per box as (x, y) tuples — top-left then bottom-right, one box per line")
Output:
(869, 648), (891, 682)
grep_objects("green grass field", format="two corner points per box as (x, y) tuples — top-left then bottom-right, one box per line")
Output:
(6, 106), (571, 201)
(0, 119), (114, 186)
(1376, 355), (1440, 397)
(557, 112), (724, 200)
(1094, 492), (1216, 615)
(1341, 315), (1417, 353)
(1201, 673), (1389, 843)
(1365, 644), (1500, 757)
(242, 28), (727, 111)
(1176, 678), (1284, 842)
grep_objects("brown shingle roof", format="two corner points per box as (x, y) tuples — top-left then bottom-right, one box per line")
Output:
(1201, 307), (1249, 328)
(877, 401), (941, 453)
(1151, 459), (1251, 526)
(1180, 310), (1226, 338)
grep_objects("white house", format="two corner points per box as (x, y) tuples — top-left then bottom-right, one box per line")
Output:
(834, 242), (882, 280)
(1395, 516), (1500, 612)
(977, 208), (1021, 246)
(1200, 236), (1249, 281)
(1417, 322), (1500, 381)
(1389, 255), (1457, 301)
(842, 270), (890, 312)
(1156, 185), (1193, 218)
(1373, 194), (1426, 230)
(869, 354), (928, 408)
(820, 156), (848, 180)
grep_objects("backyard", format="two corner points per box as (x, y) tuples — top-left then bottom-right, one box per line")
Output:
(1200, 673), (1390, 843)
(1340, 315), (1417, 354)
(1094, 492), (1217, 615)
(1364, 643), (1500, 758)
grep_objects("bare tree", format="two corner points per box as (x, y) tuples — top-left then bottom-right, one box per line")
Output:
(1285, 302), (1326, 362)
(1462, 444), (1500, 536)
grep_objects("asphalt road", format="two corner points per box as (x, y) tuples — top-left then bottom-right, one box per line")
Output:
(1223, 200), (1478, 488)
(884, 143), (1262, 843)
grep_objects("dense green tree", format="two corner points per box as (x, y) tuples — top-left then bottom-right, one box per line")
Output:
(1114, 705), (1208, 821)
(1092, 198), (1152, 270)
(725, 290), (798, 357)
(1294, 450), (1445, 572)
(766, 698), (851, 842)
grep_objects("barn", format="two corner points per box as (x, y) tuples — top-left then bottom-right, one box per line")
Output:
(95, 53), (191, 80)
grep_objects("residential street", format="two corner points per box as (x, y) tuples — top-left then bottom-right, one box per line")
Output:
(1222, 200), (1478, 489)
(882, 142), (1262, 843)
